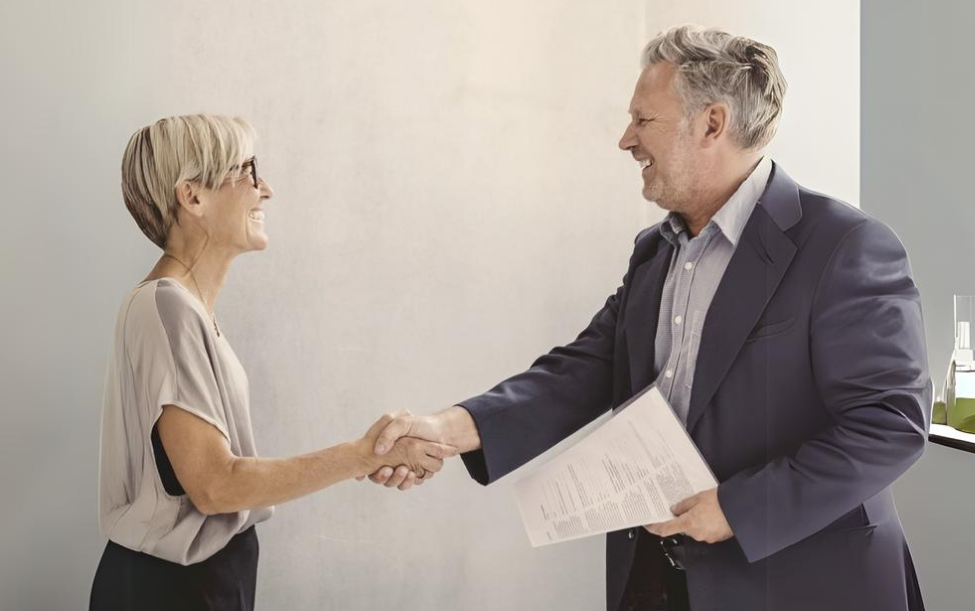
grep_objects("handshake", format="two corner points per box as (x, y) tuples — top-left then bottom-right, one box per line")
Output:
(355, 406), (481, 491)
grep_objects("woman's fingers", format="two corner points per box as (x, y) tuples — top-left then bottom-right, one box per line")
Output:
(397, 471), (416, 491)
(418, 455), (444, 474)
(365, 437), (455, 490)
(383, 465), (410, 488)
(368, 466), (393, 484)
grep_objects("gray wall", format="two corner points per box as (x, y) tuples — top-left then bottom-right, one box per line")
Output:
(1, 2), (648, 609)
(863, 1), (975, 609)
(0, 1), (916, 610)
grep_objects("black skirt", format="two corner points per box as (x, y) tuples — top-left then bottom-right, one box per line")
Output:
(89, 526), (259, 611)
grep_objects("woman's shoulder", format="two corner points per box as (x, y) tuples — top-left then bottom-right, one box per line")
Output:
(124, 278), (210, 333)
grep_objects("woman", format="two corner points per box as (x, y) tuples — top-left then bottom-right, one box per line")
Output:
(89, 114), (452, 611)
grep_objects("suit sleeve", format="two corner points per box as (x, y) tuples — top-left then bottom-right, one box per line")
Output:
(717, 217), (932, 563)
(456, 228), (659, 485)
(458, 282), (624, 485)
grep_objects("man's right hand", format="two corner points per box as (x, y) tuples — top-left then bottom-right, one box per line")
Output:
(359, 407), (481, 490)
(360, 411), (456, 486)
(373, 411), (446, 454)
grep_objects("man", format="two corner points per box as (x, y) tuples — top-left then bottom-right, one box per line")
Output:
(366, 25), (930, 611)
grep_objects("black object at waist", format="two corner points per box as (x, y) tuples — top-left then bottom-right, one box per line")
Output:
(89, 526), (259, 611)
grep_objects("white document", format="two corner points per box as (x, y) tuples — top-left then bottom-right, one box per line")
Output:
(512, 386), (717, 547)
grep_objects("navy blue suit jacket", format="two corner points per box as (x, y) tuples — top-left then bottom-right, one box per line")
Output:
(459, 163), (931, 611)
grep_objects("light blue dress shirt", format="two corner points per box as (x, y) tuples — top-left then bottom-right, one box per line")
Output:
(652, 156), (774, 424)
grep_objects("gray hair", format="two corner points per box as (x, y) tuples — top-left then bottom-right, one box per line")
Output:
(642, 25), (787, 151)
(121, 114), (256, 248)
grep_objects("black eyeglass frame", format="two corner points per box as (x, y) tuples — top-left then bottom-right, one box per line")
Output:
(239, 156), (259, 189)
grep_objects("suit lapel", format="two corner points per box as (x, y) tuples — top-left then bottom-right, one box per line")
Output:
(625, 236), (674, 394)
(685, 163), (802, 434)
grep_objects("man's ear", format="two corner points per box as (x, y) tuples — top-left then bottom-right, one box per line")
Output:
(700, 102), (730, 147)
(174, 181), (205, 219)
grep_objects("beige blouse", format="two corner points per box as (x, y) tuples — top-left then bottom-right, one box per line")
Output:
(98, 278), (273, 565)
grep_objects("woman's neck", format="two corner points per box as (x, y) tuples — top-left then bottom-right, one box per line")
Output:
(145, 236), (233, 316)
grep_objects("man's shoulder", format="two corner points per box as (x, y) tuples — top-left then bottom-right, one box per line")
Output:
(796, 186), (866, 229)
(628, 221), (669, 266)
(633, 222), (661, 246)
(793, 186), (902, 254)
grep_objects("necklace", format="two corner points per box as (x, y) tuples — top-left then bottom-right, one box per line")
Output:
(161, 253), (221, 336)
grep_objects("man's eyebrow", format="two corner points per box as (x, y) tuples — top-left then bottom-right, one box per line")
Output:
(629, 107), (658, 117)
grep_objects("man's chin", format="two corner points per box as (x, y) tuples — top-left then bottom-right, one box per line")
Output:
(643, 188), (673, 210)
(642, 181), (663, 204)
(641, 185), (656, 203)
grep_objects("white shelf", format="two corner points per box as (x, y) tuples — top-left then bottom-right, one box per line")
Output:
(929, 423), (975, 453)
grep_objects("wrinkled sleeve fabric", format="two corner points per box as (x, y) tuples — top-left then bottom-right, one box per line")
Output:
(718, 217), (931, 563)
(456, 228), (659, 485)
(458, 281), (624, 485)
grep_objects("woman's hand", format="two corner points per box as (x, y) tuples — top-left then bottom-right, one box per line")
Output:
(359, 412), (458, 490)
(383, 436), (455, 478)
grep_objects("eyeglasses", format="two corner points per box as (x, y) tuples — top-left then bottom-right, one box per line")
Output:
(230, 156), (259, 189)
(242, 156), (259, 188)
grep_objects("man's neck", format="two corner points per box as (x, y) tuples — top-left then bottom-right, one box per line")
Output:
(679, 155), (763, 237)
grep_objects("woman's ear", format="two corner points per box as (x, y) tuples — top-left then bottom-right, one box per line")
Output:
(174, 181), (205, 219)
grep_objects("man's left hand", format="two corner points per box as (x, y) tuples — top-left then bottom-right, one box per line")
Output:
(644, 488), (733, 544)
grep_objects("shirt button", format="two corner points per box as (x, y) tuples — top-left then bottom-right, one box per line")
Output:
(628, 529), (636, 540)
(684, 262), (694, 270)
(674, 315), (683, 325)
(665, 369), (674, 379)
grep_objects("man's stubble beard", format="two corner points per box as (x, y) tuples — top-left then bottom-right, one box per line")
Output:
(644, 133), (699, 215)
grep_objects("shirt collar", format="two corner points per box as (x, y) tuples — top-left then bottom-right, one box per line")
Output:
(661, 213), (686, 244)
(660, 156), (773, 248)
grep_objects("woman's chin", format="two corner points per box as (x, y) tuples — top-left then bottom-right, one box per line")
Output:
(245, 234), (269, 252)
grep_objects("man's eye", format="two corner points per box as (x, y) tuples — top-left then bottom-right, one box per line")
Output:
(638, 118), (653, 126)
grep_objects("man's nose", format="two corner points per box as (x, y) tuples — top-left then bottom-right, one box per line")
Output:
(619, 124), (636, 151)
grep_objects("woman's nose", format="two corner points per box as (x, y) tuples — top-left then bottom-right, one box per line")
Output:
(259, 179), (274, 200)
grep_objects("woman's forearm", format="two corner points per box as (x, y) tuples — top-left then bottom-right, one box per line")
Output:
(198, 439), (374, 515)
(159, 405), (452, 514)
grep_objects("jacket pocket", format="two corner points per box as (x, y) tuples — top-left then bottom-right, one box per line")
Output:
(745, 316), (796, 342)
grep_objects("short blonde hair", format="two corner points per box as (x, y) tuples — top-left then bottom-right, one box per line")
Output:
(121, 114), (256, 248)
(642, 25), (787, 151)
